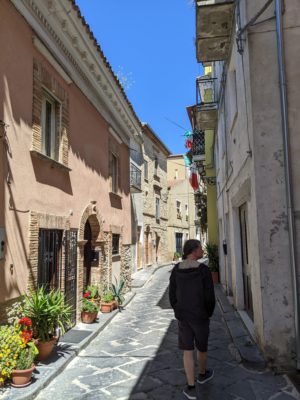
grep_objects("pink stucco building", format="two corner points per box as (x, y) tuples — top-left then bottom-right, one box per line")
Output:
(0, 0), (143, 323)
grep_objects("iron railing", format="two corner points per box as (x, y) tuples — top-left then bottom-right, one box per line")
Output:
(196, 77), (218, 105)
(130, 163), (142, 191)
(192, 129), (205, 159)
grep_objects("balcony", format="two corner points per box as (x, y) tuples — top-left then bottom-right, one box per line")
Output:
(196, 0), (235, 63)
(195, 76), (218, 131)
(192, 130), (205, 162)
(130, 163), (142, 193)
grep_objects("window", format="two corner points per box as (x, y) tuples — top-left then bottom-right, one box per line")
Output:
(41, 90), (60, 160)
(112, 234), (120, 255)
(175, 233), (183, 254)
(111, 153), (118, 194)
(176, 200), (181, 219)
(144, 160), (148, 180)
(38, 229), (62, 290)
(185, 204), (189, 221)
(154, 156), (158, 175)
(155, 197), (160, 222)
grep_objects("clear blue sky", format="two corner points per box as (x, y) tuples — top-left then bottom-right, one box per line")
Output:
(76, 0), (203, 154)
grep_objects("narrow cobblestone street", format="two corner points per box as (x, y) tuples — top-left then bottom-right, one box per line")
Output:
(35, 266), (299, 400)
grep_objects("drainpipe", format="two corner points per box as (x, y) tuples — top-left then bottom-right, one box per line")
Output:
(275, 0), (300, 370)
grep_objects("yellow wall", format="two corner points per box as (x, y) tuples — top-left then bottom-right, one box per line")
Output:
(167, 156), (186, 180)
(205, 129), (218, 244)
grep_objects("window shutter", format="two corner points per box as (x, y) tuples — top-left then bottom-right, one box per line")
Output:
(109, 152), (113, 192)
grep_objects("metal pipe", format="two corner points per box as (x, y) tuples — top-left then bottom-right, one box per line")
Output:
(275, 0), (300, 370)
(237, 0), (274, 38)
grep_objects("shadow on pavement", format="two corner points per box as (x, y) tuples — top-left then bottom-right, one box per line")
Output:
(128, 287), (234, 400)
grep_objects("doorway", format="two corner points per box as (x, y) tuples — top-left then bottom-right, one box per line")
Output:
(239, 203), (253, 320)
(83, 220), (92, 288)
(175, 232), (183, 255)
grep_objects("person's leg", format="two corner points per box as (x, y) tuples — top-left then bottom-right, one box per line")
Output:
(178, 321), (195, 387)
(197, 351), (207, 374)
(183, 350), (195, 386)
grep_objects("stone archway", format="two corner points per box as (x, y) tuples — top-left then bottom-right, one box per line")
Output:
(77, 202), (105, 321)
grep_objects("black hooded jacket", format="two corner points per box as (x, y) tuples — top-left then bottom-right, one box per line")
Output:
(169, 262), (216, 321)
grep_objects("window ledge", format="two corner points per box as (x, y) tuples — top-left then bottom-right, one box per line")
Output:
(109, 191), (123, 199)
(30, 150), (71, 172)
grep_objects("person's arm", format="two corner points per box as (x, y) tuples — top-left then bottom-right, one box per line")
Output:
(202, 265), (216, 317)
(169, 268), (177, 309)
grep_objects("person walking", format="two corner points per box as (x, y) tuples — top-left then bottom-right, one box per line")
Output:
(169, 239), (216, 399)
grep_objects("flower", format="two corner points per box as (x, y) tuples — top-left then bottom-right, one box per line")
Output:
(21, 330), (33, 344)
(83, 292), (91, 298)
(18, 317), (32, 327)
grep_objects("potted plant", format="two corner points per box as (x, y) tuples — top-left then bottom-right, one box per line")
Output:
(81, 296), (99, 324)
(205, 243), (219, 284)
(111, 277), (125, 310)
(23, 287), (73, 360)
(100, 290), (115, 313)
(173, 252), (181, 262)
(83, 284), (101, 308)
(0, 318), (38, 388)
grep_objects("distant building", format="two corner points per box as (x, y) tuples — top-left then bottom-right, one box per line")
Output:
(167, 155), (203, 259)
(141, 124), (170, 267)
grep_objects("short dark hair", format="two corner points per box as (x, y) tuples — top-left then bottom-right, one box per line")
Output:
(182, 239), (201, 260)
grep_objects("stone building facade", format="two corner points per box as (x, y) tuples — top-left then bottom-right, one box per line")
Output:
(141, 124), (170, 266)
(194, 0), (300, 369)
(0, 0), (143, 324)
(167, 155), (198, 259)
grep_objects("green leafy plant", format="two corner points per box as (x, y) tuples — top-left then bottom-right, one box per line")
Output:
(84, 284), (100, 300)
(173, 252), (181, 260)
(0, 325), (24, 382)
(15, 341), (38, 370)
(205, 243), (219, 272)
(23, 287), (74, 342)
(81, 298), (99, 313)
(111, 277), (125, 306)
(0, 320), (38, 382)
(102, 290), (114, 303)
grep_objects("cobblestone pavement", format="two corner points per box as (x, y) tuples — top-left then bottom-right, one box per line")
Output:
(35, 266), (299, 400)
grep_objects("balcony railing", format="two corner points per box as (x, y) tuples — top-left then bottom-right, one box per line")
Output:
(130, 163), (142, 192)
(196, 0), (235, 63)
(194, 77), (218, 131)
(192, 130), (205, 161)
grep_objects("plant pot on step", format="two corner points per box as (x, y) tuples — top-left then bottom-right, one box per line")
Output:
(81, 311), (98, 324)
(36, 336), (58, 361)
(112, 300), (118, 310)
(211, 271), (219, 284)
(11, 364), (35, 388)
(101, 302), (113, 313)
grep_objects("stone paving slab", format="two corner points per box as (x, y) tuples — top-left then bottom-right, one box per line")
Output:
(2, 265), (299, 400)
(0, 291), (136, 400)
(30, 265), (299, 400)
(215, 284), (267, 370)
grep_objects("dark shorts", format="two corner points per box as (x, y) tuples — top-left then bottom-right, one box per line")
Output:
(178, 319), (210, 352)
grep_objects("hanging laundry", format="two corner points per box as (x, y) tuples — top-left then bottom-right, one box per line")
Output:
(189, 163), (199, 190)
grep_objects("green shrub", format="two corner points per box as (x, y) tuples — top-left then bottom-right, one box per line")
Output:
(205, 243), (219, 272)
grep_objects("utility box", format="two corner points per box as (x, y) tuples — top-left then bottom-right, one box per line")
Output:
(0, 228), (5, 260)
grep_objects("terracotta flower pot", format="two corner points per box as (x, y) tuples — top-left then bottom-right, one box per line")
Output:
(101, 302), (113, 313)
(211, 272), (219, 284)
(112, 300), (118, 310)
(36, 336), (58, 361)
(81, 311), (98, 324)
(11, 364), (35, 388)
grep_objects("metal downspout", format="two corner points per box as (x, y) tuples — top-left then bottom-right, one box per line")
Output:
(275, 0), (300, 370)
